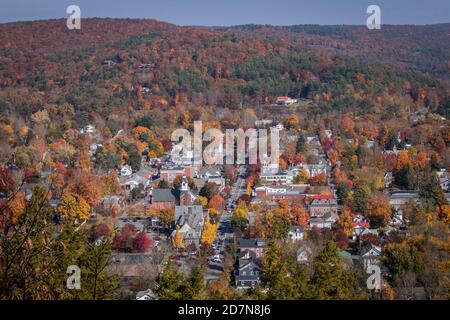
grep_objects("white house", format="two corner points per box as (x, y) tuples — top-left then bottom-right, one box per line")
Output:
(120, 165), (133, 176)
(288, 226), (304, 242)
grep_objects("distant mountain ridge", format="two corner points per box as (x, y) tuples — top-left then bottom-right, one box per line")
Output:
(0, 19), (448, 80)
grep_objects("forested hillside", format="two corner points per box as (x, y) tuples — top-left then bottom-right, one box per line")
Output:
(0, 18), (449, 301)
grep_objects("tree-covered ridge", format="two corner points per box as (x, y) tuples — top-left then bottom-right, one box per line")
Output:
(0, 19), (447, 127)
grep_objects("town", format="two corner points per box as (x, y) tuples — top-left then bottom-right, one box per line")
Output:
(4, 100), (445, 300)
(0, 15), (448, 302)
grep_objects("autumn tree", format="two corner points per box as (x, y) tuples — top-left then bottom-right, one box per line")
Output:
(201, 218), (218, 245)
(208, 194), (224, 211)
(0, 186), (117, 299)
(58, 193), (91, 221)
(172, 225), (185, 250)
(194, 195), (208, 208)
(231, 200), (248, 229)
(290, 204), (309, 227)
(365, 192), (392, 226)
(337, 207), (354, 237)
(294, 168), (309, 184)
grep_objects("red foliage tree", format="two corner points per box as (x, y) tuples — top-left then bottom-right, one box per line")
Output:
(133, 231), (153, 252)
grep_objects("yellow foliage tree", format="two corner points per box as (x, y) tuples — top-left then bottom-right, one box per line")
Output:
(209, 208), (219, 221)
(195, 195), (208, 208)
(296, 168), (309, 183)
(231, 200), (249, 222)
(201, 218), (218, 245)
(172, 225), (185, 249)
(58, 193), (90, 221)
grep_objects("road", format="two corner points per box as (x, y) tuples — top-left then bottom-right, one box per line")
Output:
(219, 165), (247, 235)
(205, 165), (247, 281)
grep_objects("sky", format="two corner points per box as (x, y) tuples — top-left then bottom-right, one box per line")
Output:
(0, 0), (449, 26)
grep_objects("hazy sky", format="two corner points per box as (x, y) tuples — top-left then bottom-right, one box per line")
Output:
(1, 0), (449, 25)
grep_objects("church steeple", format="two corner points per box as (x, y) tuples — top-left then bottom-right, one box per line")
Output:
(181, 176), (189, 191)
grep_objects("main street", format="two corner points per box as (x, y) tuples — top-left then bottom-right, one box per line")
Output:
(220, 165), (247, 235)
(205, 165), (247, 282)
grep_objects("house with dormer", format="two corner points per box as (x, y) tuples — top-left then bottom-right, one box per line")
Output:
(172, 205), (205, 246)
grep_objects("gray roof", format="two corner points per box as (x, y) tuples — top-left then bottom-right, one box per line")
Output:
(152, 189), (176, 202)
(289, 225), (304, 233)
(239, 238), (266, 249)
(174, 205), (204, 231)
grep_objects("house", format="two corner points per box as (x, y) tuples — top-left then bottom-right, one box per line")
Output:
(259, 172), (292, 185)
(253, 185), (307, 203)
(288, 226), (304, 242)
(120, 165), (133, 176)
(296, 245), (313, 264)
(235, 257), (263, 289)
(151, 189), (177, 209)
(136, 289), (158, 300)
(276, 96), (297, 106)
(160, 165), (195, 184)
(172, 205), (205, 246)
(239, 238), (266, 259)
(196, 166), (225, 189)
(119, 174), (150, 194)
(389, 192), (419, 211)
(309, 212), (337, 229)
(309, 194), (337, 217)
(352, 226), (377, 241)
(360, 244), (382, 269)
(197, 166), (221, 179)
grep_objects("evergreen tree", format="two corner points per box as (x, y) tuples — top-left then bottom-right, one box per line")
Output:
(310, 242), (361, 299)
